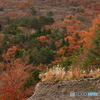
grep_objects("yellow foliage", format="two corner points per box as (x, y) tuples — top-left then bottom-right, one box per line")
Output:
(17, 26), (24, 30)
(39, 64), (100, 82)
(9, 17), (16, 20)
(39, 65), (66, 82)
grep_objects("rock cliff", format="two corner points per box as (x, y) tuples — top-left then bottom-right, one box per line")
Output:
(28, 77), (100, 100)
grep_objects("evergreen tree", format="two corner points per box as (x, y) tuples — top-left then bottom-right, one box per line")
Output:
(82, 29), (100, 70)
(62, 39), (69, 47)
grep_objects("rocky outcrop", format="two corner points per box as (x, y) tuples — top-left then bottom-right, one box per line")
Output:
(28, 77), (100, 100)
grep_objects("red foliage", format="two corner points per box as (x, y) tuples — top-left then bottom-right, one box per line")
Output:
(0, 45), (34, 100)
(44, 25), (51, 30)
(0, 60), (33, 100)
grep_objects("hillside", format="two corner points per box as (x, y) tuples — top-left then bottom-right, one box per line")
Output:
(0, 0), (100, 100)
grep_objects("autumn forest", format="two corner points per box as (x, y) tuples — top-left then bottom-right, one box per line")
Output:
(0, 0), (100, 100)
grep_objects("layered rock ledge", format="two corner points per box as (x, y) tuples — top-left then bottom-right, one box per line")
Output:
(28, 77), (100, 100)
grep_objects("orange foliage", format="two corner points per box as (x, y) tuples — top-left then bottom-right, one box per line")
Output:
(0, 45), (33, 100)
(55, 41), (61, 48)
(38, 35), (52, 44)
(63, 18), (81, 35)
(51, 21), (66, 29)
(44, 25), (51, 30)
(80, 15), (100, 48)
(0, 4), (3, 7)
(2, 45), (22, 65)
(5, 12), (28, 18)
(13, 0), (33, 9)
(56, 46), (68, 56)
(38, 36), (47, 43)
(52, 57), (66, 65)
(17, 26), (24, 30)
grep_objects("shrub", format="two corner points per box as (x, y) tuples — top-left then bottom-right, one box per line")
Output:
(0, 7), (3, 11)
(29, 46), (54, 65)
(71, 7), (84, 13)
(39, 65), (100, 82)
(88, 69), (100, 78)
(30, 7), (37, 15)
(76, 16), (85, 22)
(47, 11), (54, 17)
(7, 16), (54, 30)
(3, 24), (21, 35)
(82, 29), (100, 72)
(39, 65), (66, 82)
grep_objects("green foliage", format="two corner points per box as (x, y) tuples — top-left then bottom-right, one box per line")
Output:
(29, 29), (52, 39)
(51, 29), (64, 41)
(82, 30), (100, 70)
(31, 69), (41, 82)
(67, 16), (72, 20)
(15, 50), (24, 58)
(8, 33), (26, 45)
(17, 33), (27, 43)
(71, 7), (84, 13)
(7, 16), (54, 30)
(3, 24), (21, 35)
(3, 34), (9, 43)
(0, 50), (3, 62)
(30, 7), (37, 15)
(47, 11), (54, 17)
(29, 46), (54, 65)
(1, 34), (10, 50)
(23, 69), (40, 91)
(0, 0), (100, 97)
(39, 16), (54, 25)
(0, 7), (3, 11)
(60, 58), (73, 71)
(9, 36), (21, 44)
(76, 16), (85, 22)
(75, 33), (80, 40)
(62, 39), (69, 47)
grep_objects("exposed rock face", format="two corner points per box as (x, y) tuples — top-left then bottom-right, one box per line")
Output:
(28, 78), (100, 100)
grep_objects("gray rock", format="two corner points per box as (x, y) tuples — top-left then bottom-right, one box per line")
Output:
(28, 78), (100, 100)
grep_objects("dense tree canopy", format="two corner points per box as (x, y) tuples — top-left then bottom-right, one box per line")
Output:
(0, 0), (100, 99)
